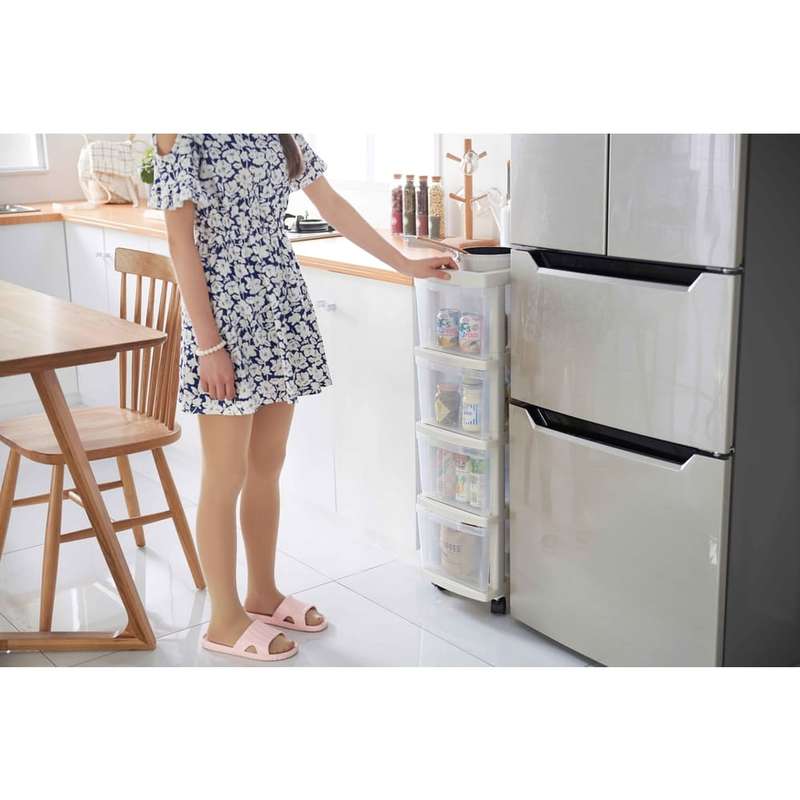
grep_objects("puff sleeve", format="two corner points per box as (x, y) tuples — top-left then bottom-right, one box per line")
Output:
(148, 134), (210, 210)
(289, 134), (327, 192)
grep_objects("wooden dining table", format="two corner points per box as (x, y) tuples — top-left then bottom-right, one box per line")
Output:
(0, 279), (164, 652)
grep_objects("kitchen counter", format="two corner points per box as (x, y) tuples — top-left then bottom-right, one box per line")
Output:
(1, 201), (445, 286)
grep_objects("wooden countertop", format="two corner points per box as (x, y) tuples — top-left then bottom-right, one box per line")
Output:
(1, 201), (447, 286)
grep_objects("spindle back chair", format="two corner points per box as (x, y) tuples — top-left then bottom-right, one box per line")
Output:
(0, 248), (204, 632)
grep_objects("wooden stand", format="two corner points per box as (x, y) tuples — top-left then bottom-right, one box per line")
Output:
(447, 137), (489, 246)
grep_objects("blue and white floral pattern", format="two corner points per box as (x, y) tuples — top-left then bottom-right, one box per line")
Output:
(149, 134), (332, 415)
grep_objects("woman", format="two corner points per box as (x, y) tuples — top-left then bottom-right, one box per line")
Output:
(150, 134), (455, 662)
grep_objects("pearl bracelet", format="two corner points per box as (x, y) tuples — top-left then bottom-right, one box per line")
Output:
(196, 340), (226, 358)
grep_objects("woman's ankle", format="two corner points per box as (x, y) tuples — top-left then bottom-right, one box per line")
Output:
(243, 588), (284, 614)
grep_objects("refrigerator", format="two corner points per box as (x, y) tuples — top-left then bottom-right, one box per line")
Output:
(508, 134), (800, 666)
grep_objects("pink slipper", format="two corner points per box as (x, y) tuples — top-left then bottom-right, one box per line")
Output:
(202, 620), (298, 662)
(248, 595), (328, 633)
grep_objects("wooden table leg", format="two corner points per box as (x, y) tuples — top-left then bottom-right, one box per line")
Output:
(0, 368), (156, 652)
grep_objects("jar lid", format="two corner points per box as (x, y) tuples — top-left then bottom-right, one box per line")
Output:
(406, 174), (415, 179)
(393, 173), (402, 179)
(432, 175), (441, 181)
(419, 175), (428, 181)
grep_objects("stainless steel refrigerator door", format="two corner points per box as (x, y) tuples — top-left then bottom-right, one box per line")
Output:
(510, 134), (608, 254)
(510, 250), (740, 453)
(608, 134), (747, 269)
(509, 404), (730, 667)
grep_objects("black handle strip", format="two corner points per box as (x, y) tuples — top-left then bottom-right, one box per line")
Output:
(511, 400), (722, 465)
(520, 248), (704, 287)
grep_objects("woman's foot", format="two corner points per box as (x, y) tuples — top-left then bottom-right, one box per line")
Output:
(245, 590), (325, 628)
(206, 608), (295, 655)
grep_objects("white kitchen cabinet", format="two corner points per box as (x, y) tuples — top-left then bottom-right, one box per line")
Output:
(65, 224), (159, 407)
(607, 134), (747, 269)
(510, 134), (608, 254)
(328, 273), (416, 557)
(0, 222), (78, 412)
(282, 267), (338, 514)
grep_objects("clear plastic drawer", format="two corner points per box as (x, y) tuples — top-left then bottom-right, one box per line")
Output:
(416, 423), (500, 516)
(415, 347), (502, 440)
(415, 268), (509, 359)
(417, 497), (491, 593)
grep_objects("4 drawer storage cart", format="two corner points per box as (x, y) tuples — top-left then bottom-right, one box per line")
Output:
(413, 267), (510, 613)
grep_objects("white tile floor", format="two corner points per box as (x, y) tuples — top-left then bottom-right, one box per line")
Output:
(0, 443), (587, 668)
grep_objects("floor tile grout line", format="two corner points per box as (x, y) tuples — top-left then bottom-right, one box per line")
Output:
(336, 579), (497, 666)
(330, 580), (492, 667)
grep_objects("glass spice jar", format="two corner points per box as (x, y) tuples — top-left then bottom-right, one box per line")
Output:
(391, 173), (403, 235)
(403, 175), (416, 236)
(416, 175), (429, 237)
(429, 175), (445, 239)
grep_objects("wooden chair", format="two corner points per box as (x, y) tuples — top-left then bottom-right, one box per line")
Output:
(0, 248), (205, 631)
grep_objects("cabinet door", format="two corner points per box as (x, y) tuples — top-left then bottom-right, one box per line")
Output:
(280, 266), (338, 513)
(328, 274), (417, 559)
(607, 134), (747, 269)
(0, 222), (78, 410)
(64, 224), (117, 406)
(510, 134), (608, 254)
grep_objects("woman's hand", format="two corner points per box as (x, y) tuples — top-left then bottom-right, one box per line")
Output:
(396, 255), (457, 281)
(198, 348), (236, 401)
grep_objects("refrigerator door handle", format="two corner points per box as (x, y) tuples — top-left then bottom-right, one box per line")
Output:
(517, 402), (716, 470)
(535, 266), (695, 294)
(520, 247), (706, 288)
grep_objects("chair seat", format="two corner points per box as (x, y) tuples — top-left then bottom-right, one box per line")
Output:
(0, 406), (181, 465)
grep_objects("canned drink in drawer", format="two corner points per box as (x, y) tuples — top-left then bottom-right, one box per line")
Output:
(454, 454), (471, 503)
(436, 308), (460, 349)
(458, 313), (483, 355)
(469, 456), (487, 509)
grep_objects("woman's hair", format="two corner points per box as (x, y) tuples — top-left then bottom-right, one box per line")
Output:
(279, 134), (304, 180)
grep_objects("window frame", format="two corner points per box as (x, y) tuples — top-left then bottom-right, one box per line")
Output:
(0, 134), (49, 175)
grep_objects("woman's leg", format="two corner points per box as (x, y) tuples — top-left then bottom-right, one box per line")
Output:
(197, 413), (294, 652)
(241, 402), (324, 627)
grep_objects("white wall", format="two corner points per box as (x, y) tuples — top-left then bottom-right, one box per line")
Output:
(0, 134), (144, 205)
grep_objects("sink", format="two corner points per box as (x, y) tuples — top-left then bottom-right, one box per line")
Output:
(0, 204), (40, 214)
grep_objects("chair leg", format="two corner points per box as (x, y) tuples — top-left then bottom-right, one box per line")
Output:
(0, 450), (21, 560)
(151, 448), (206, 589)
(39, 464), (64, 632)
(117, 455), (145, 548)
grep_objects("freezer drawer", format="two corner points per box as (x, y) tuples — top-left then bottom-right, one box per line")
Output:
(510, 248), (740, 453)
(509, 403), (731, 666)
(510, 134), (608, 255)
(608, 134), (747, 269)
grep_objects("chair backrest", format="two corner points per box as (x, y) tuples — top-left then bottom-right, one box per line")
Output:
(114, 248), (182, 430)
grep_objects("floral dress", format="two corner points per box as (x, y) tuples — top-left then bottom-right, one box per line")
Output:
(148, 134), (332, 415)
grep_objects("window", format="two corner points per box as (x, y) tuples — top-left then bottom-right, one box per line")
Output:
(306, 133), (440, 185)
(0, 134), (48, 173)
(292, 133), (441, 227)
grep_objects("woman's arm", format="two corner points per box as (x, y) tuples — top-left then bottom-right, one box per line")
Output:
(157, 134), (235, 401)
(303, 177), (455, 280)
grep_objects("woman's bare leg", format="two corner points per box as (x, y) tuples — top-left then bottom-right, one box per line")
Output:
(197, 413), (294, 652)
(241, 402), (324, 627)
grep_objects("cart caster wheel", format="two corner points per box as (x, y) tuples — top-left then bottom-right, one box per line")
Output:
(491, 597), (507, 615)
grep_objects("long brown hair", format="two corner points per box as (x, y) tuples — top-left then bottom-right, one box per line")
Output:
(279, 134), (304, 180)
